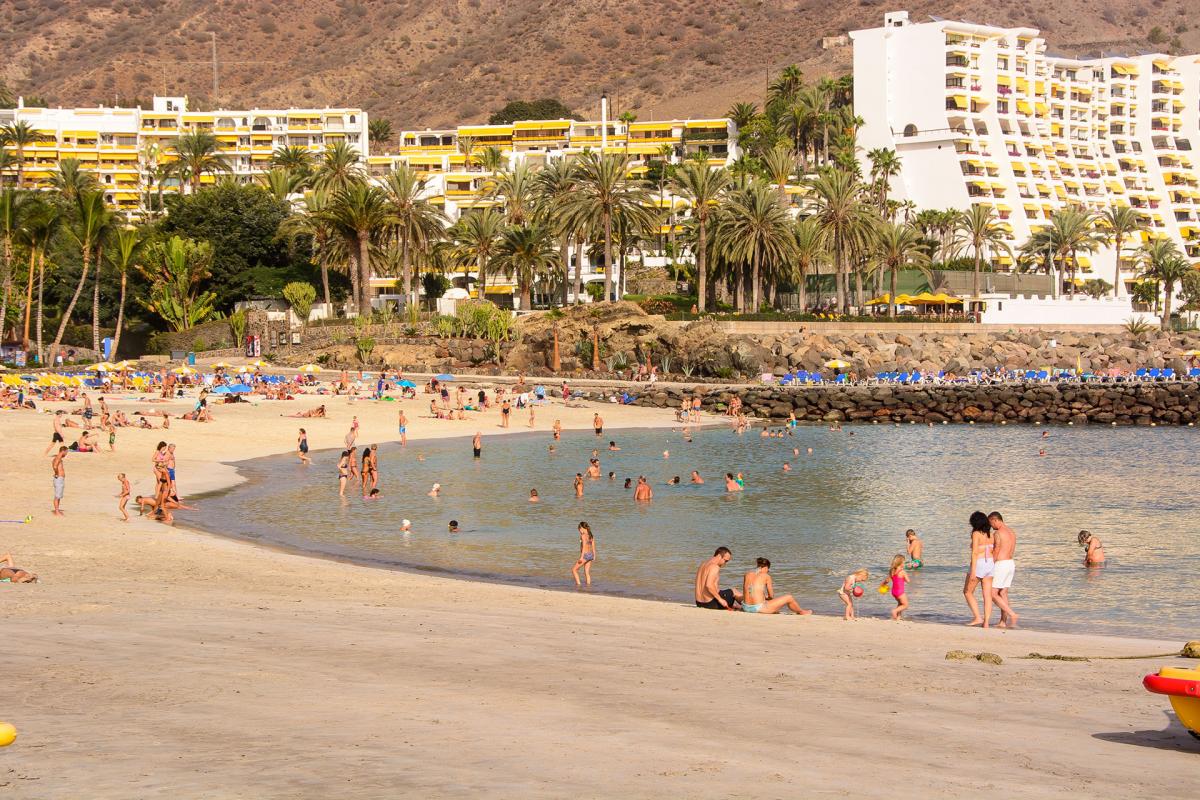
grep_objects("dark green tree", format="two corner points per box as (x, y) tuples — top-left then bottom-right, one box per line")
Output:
(488, 99), (579, 124)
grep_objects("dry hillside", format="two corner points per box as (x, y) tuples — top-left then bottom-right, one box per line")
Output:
(3, 0), (1198, 133)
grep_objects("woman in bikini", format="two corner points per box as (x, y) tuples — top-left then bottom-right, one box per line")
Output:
(571, 522), (596, 587)
(964, 510), (995, 627)
(337, 448), (354, 497)
(1078, 530), (1106, 566)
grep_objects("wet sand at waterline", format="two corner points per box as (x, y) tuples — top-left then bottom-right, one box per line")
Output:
(1, 395), (1196, 798)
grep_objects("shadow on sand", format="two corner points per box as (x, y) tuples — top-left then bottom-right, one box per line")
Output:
(1093, 710), (1200, 753)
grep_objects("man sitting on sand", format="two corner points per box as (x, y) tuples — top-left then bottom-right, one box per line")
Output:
(694, 547), (742, 611)
(0, 554), (37, 583)
(740, 558), (812, 615)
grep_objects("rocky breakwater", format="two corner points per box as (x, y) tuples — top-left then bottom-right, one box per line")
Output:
(628, 382), (1200, 426)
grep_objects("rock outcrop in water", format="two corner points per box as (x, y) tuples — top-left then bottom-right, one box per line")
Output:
(623, 382), (1200, 426)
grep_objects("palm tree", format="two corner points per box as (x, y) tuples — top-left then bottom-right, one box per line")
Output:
(714, 180), (797, 312)
(671, 162), (730, 312)
(533, 158), (578, 304)
(381, 165), (447, 307)
(761, 145), (796, 205)
(953, 204), (1013, 298)
(767, 65), (805, 112)
(1138, 237), (1192, 330)
(0, 189), (27, 343)
(726, 102), (759, 130)
(477, 145), (506, 174)
(451, 208), (504, 299)
(0, 121), (38, 188)
(456, 136), (477, 171)
(271, 144), (318, 179)
(804, 168), (874, 313)
(1026, 208), (1104, 297)
(313, 140), (365, 194)
(170, 130), (229, 193)
(368, 118), (394, 151)
(792, 217), (827, 312)
(51, 190), (111, 357)
(488, 161), (538, 226)
(867, 148), (902, 214)
(280, 188), (342, 313)
(107, 226), (144, 358)
(874, 222), (930, 318)
(493, 223), (561, 310)
(49, 158), (97, 205)
(16, 199), (58, 360)
(560, 152), (655, 302)
(1099, 205), (1142, 298)
(257, 167), (305, 201)
(320, 183), (389, 314)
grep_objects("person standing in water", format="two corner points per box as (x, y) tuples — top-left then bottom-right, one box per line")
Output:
(472, 431), (482, 459)
(297, 428), (311, 465)
(988, 511), (1019, 628)
(571, 521), (597, 586)
(397, 409), (408, 446)
(905, 529), (923, 569)
(1078, 530), (1106, 566)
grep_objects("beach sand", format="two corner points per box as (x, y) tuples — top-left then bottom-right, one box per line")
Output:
(1, 389), (1197, 798)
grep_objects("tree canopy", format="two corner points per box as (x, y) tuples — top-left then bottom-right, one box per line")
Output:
(488, 99), (579, 125)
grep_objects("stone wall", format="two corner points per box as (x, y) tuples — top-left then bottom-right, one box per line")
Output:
(627, 382), (1200, 426)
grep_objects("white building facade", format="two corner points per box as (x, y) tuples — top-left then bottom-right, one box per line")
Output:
(852, 11), (1200, 293)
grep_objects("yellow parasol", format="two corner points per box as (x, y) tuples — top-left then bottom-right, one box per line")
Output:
(110, 360), (135, 371)
(298, 364), (322, 374)
(85, 362), (114, 372)
(864, 294), (893, 306)
(248, 359), (271, 370)
(210, 361), (237, 369)
(1182, 350), (1200, 357)
(824, 359), (851, 369)
(171, 366), (197, 376)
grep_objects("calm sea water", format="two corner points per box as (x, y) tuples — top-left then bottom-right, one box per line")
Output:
(183, 422), (1200, 640)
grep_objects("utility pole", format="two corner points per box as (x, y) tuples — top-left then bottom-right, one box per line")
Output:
(210, 32), (219, 104)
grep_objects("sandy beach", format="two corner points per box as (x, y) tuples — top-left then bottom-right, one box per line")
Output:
(1, 388), (1197, 798)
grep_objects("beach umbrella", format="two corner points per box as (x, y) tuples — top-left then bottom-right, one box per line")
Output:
(864, 294), (893, 306)
(228, 383), (252, 394)
(1182, 350), (1200, 357)
(298, 364), (322, 374)
(398, 379), (416, 388)
(893, 294), (914, 305)
(110, 360), (136, 371)
(211, 385), (232, 394)
(249, 359), (271, 369)
(171, 366), (197, 376)
(86, 362), (114, 372)
(210, 361), (236, 369)
(435, 373), (455, 381)
(824, 359), (851, 369)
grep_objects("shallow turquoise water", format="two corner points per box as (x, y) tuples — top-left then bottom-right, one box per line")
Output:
(183, 422), (1200, 639)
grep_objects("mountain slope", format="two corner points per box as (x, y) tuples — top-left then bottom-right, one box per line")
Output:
(2, 0), (1196, 131)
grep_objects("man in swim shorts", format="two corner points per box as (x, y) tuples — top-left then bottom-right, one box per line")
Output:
(988, 511), (1019, 628)
(51, 446), (67, 515)
(694, 547), (742, 611)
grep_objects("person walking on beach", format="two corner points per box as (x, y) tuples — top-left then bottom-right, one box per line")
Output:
(740, 558), (813, 615)
(297, 428), (311, 464)
(50, 446), (67, 515)
(1078, 530), (1106, 566)
(116, 473), (130, 521)
(571, 521), (597, 587)
(398, 410), (408, 446)
(694, 547), (742, 610)
(989, 512), (1019, 628)
(964, 511), (994, 627)
(472, 431), (482, 459)
(887, 555), (910, 620)
(500, 399), (511, 428)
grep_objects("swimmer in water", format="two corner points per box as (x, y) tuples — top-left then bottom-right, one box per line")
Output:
(529, 488), (540, 503)
(1078, 530), (1106, 566)
(782, 463), (791, 472)
(428, 483), (441, 497)
(608, 441), (620, 451)
(690, 470), (704, 484)
(633, 476), (653, 502)
(724, 473), (743, 492)
(574, 473), (584, 497)
(623, 477), (632, 489)
(666, 476), (681, 485)
(905, 529), (924, 569)
(448, 520), (460, 533)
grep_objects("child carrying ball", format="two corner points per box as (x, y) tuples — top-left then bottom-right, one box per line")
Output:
(837, 569), (870, 620)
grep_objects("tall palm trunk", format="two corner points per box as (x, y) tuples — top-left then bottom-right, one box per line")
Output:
(36, 251), (45, 364)
(559, 235), (569, 306)
(51, 247), (91, 357)
(1162, 281), (1175, 332)
(477, 251), (488, 299)
(834, 240), (846, 313)
(22, 246), (36, 349)
(798, 264), (808, 312)
(853, 266), (864, 311)
(359, 233), (373, 314)
(92, 246), (103, 354)
(889, 266), (898, 318)
(319, 257), (331, 314)
(696, 219), (708, 313)
(1112, 233), (1122, 298)
(603, 212), (614, 302)
(112, 266), (129, 358)
(0, 236), (10, 344)
(346, 253), (361, 316)
(750, 249), (761, 312)
(1068, 249), (1077, 298)
(972, 249), (982, 298)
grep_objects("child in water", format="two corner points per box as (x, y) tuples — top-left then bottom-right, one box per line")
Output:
(888, 555), (910, 620)
(905, 529), (923, 569)
(571, 521), (596, 587)
(837, 569), (870, 620)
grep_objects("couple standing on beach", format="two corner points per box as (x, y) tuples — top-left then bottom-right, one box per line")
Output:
(965, 511), (1019, 628)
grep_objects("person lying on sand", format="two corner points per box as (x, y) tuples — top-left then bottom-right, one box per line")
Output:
(0, 554), (38, 583)
(284, 405), (327, 418)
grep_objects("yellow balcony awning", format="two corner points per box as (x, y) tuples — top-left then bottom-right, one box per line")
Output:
(513, 120), (570, 130)
(72, 152), (98, 161)
(996, 76), (1012, 86)
(216, 135), (239, 143)
(626, 143), (668, 155)
(459, 125), (512, 137)
(1017, 100), (1032, 114)
(1035, 102), (1049, 114)
(1152, 59), (1171, 70)
(950, 96), (968, 109)
(684, 120), (726, 129)
(628, 122), (675, 133)
(984, 161), (999, 170)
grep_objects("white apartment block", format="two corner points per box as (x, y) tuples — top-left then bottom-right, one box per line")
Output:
(852, 11), (1200, 293)
(0, 95), (368, 213)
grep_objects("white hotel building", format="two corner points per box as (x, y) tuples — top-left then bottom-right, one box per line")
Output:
(851, 11), (1200, 293)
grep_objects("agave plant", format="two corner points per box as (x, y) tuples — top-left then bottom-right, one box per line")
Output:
(681, 361), (695, 379)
